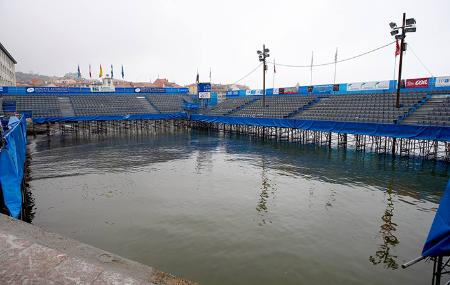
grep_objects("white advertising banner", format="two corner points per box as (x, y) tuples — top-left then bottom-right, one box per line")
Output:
(435, 76), (450, 87)
(347, 80), (390, 91)
(198, 92), (211, 99)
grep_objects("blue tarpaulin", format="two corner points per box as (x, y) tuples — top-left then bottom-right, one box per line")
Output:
(422, 181), (450, 257)
(191, 115), (450, 142)
(0, 116), (27, 218)
(32, 112), (188, 123)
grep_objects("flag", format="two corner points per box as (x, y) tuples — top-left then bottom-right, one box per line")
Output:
(395, 40), (401, 57)
(77, 65), (81, 78)
(209, 67), (211, 82)
(196, 69), (199, 84)
(99, 64), (103, 78)
(111, 64), (114, 79)
(334, 47), (338, 62)
(121, 65), (124, 79)
(274, 59), (276, 73)
(89, 64), (92, 78)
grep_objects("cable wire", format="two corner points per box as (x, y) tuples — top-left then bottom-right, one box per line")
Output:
(232, 63), (262, 85)
(267, 41), (396, 68)
(408, 44), (434, 77)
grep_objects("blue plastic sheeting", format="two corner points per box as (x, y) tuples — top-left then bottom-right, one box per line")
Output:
(32, 112), (188, 123)
(191, 115), (450, 141)
(422, 180), (450, 257)
(0, 116), (27, 218)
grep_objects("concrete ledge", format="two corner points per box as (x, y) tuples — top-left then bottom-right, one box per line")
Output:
(0, 214), (197, 285)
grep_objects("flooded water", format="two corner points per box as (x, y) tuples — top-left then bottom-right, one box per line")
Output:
(28, 129), (449, 285)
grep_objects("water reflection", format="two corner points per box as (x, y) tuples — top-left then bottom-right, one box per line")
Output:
(256, 156), (277, 226)
(369, 182), (400, 269)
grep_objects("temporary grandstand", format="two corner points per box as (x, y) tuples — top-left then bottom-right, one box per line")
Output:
(1, 76), (450, 160)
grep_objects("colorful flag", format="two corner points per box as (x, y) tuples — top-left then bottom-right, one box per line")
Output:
(99, 64), (103, 78)
(395, 40), (401, 57)
(121, 65), (124, 79)
(89, 65), (92, 78)
(111, 64), (114, 79)
(77, 65), (81, 78)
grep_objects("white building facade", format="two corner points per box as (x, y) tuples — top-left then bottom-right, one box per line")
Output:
(0, 42), (17, 86)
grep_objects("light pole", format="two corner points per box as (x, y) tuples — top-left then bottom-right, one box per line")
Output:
(257, 45), (270, 107)
(390, 13), (416, 108)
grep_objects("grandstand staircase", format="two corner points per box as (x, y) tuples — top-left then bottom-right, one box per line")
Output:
(288, 97), (321, 118)
(57, 97), (75, 117)
(228, 97), (260, 115)
(402, 95), (442, 125)
(140, 97), (160, 113)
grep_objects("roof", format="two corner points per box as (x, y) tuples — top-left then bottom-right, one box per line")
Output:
(0, 42), (17, 64)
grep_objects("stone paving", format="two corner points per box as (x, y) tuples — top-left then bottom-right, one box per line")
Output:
(0, 214), (197, 285)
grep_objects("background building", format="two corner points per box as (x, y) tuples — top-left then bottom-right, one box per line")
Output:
(0, 42), (17, 86)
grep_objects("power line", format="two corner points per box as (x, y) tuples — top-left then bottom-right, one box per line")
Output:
(267, 41), (396, 68)
(408, 44), (434, 77)
(232, 63), (262, 85)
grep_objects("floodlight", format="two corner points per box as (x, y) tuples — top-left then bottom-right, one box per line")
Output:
(266, 54), (270, 58)
(257, 50), (262, 54)
(406, 18), (416, 26)
(389, 22), (397, 29)
(405, 27), (416, 33)
(390, 29), (399, 36)
(264, 48), (270, 52)
(395, 34), (405, 40)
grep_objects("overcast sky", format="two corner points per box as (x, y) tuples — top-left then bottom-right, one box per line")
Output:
(1, 0), (449, 88)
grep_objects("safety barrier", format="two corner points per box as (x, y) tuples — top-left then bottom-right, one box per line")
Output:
(0, 116), (27, 218)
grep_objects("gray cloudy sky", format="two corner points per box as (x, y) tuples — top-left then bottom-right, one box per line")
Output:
(1, 0), (449, 88)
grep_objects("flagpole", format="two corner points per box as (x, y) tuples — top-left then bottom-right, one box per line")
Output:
(333, 48), (338, 85)
(310, 51), (314, 86)
(273, 59), (275, 89)
(393, 55), (397, 80)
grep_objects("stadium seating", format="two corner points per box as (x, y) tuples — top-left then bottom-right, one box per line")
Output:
(70, 95), (158, 116)
(403, 94), (450, 126)
(293, 92), (426, 124)
(145, 94), (189, 113)
(206, 96), (257, 115)
(232, 95), (317, 118)
(2, 95), (62, 118)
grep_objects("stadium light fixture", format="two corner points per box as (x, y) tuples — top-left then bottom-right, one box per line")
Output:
(257, 44), (270, 107)
(389, 12), (416, 109)
(405, 18), (416, 26)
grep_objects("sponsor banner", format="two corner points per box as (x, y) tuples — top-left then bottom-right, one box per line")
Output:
(90, 86), (115, 93)
(248, 89), (263, 95)
(0, 87), (3, 93)
(347, 80), (390, 91)
(273, 88), (279, 95)
(435, 76), (450, 87)
(333, 84), (340, 91)
(135, 87), (166, 93)
(405, 78), (429, 88)
(313, 84), (333, 94)
(26, 87), (72, 93)
(307, 86), (314, 93)
(245, 90), (252, 95)
(284, 87), (297, 94)
(198, 83), (211, 93)
(198, 92), (211, 99)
